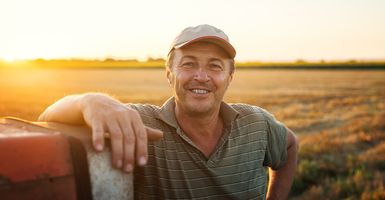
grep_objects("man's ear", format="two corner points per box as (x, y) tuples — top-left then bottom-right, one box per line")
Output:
(228, 70), (234, 83)
(166, 68), (171, 84)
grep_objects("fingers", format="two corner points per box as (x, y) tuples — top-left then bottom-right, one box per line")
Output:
(106, 119), (124, 169)
(131, 114), (148, 167)
(89, 107), (164, 173)
(118, 120), (163, 173)
(119, 116), (135, 172)
(146, 127), (164, 141)
(92, 121), (105, 152)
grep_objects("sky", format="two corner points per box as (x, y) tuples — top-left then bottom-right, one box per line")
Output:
(0, 0), (384, 62)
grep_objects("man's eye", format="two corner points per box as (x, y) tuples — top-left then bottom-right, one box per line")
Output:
(182, 62), (194, 67)
(210, 64), (223, 71)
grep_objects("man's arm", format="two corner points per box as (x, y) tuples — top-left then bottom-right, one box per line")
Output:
(266, 127), (299, 200)
(39, 93), (163, 172)
(38, 94), (87, 124)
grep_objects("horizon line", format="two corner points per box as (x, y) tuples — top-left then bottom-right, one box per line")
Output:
(1, 57), (385, 63)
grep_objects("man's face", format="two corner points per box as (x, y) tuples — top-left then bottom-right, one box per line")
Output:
(166, 42), (234, 116)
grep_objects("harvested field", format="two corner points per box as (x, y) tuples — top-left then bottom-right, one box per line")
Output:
(1, 68), (384, 199)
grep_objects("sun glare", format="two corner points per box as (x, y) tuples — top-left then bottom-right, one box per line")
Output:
(1, 54), (38, 63)
(0, 0), (384, 62)
(2, 56), (16, 63)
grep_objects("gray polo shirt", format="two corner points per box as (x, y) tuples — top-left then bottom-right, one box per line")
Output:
(128, 97), (287, 200)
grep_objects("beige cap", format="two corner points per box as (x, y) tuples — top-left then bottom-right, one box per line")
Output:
(168, 24), (236, 59)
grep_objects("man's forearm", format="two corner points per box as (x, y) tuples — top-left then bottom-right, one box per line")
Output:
(267, 130), (298, 200)
(38, 94), (85, 124)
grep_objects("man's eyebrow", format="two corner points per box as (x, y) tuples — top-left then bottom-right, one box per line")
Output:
(180, 56), (225, 65)
(209, 58), (225, 65)
(181, 55), (197, 60)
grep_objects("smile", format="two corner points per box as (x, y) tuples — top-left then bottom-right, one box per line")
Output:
(190, 89), (210, 94)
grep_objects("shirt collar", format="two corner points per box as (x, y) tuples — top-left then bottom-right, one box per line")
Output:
(156, 97), (239, 128)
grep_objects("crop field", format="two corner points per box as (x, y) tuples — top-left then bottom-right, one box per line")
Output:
(0, 68), (384, 199)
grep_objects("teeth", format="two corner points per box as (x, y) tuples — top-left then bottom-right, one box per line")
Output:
(191, 89), (209, 94)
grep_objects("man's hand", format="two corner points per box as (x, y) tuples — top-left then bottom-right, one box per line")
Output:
(39, 93), (163, 172)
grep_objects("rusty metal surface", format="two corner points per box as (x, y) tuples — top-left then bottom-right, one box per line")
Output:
(34, 121), (134, 200)
(0, 133), (73, 182)
(0, 117), (134, 200)
(0, 176), (77, 200)
(0, 117), (77, 200)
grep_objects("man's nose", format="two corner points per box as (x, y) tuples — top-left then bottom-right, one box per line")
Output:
(193, 68), (209, 82)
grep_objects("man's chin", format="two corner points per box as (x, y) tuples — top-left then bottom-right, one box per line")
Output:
(183, 102), (214, 116)
(175, 95), (219, 116)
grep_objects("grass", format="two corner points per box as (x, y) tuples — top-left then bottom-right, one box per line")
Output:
(1, 67), (384, 199)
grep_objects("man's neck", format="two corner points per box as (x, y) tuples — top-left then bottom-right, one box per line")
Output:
(174, 104), (224, 157)
(175, 105), (221, 135)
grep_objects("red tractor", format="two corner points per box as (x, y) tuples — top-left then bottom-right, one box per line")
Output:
(0, 117), (133, 200)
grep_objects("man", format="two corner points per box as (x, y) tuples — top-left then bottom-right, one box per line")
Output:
(39, 24), (298, 199)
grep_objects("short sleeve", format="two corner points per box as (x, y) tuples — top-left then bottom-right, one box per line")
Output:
(123, 103), (162, 130)
(259, 108), (288, 170)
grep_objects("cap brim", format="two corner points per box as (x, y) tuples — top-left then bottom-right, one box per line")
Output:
(173, 36), (236, 59)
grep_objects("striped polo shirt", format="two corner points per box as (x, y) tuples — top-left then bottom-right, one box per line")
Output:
(128, 97), (287, 200)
